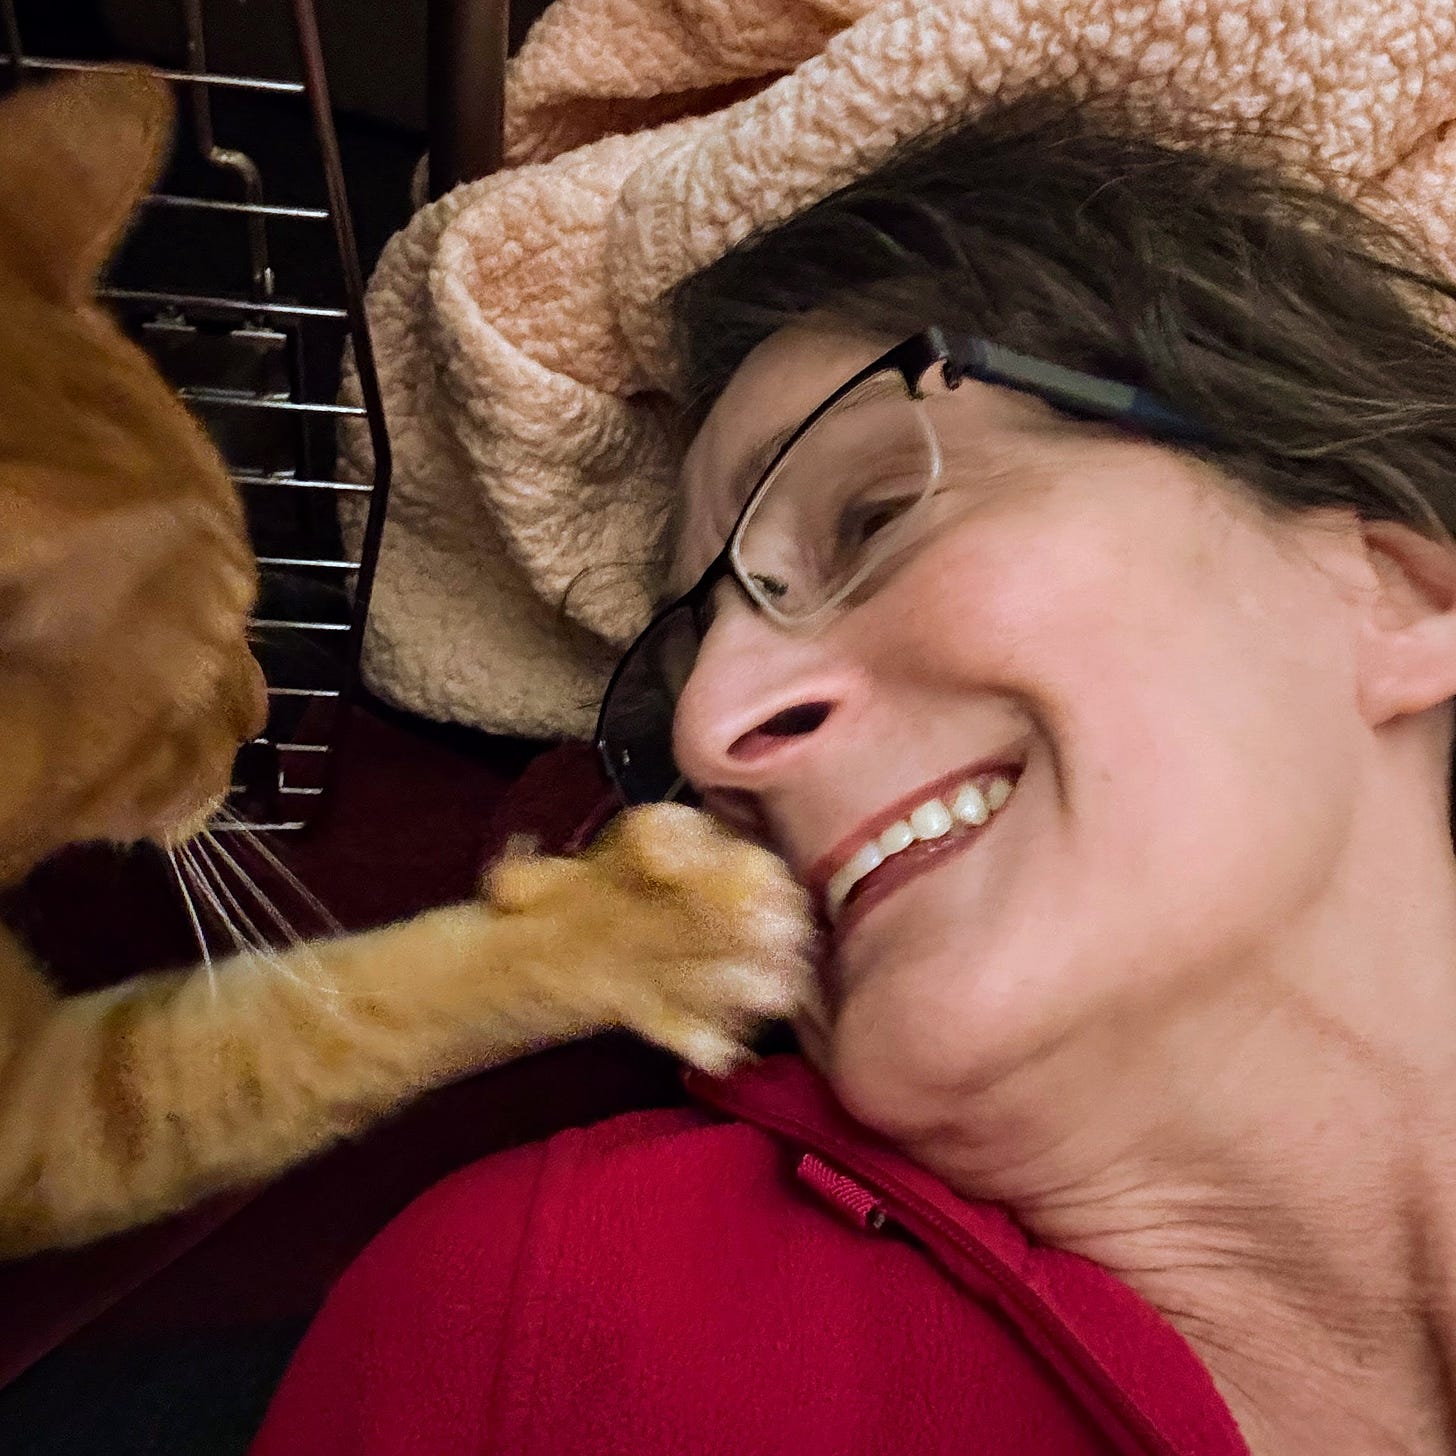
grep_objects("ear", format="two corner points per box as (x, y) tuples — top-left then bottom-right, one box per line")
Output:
(0, 67), (174, 305)
(0, 493), (183, 657)
(1352, 519), (1456, 726)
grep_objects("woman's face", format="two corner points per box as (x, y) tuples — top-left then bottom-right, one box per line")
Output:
(671, 324), (1387, 1142)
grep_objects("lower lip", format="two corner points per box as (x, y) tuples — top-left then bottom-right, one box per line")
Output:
(832, 810), (1007, 941)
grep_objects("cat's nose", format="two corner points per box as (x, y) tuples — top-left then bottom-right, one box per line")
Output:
(239, 656), (269, 740)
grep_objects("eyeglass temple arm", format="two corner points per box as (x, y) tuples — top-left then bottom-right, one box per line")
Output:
(932, 330), (1210, 445)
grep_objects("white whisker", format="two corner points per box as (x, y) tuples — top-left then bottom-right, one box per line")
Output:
(193, 836), (334, 998)
(190, 836), (275, 953)
(186, 840), (278, 969)
(215, 809), (344, 936)
(168, 845), (217, 999)
(203, 829), (340, 1002)
(179, 841), (252, 959)
(203, 828), (305, 948)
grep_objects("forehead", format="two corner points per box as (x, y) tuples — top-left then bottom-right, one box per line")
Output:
(680, 325), (890, 517)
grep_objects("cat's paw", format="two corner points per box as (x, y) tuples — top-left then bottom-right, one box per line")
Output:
(483, 804), (817, 1074)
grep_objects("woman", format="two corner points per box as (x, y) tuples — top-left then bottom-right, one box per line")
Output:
(252, 99), (1456, 1454)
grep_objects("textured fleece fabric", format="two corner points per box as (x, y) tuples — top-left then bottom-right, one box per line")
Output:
(339, 0), (1456, 738)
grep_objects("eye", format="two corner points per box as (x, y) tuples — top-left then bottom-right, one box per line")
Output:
(837, 493), (918, 549)
(748, 572), (790, 600)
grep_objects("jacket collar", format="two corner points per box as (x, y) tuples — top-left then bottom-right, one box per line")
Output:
(687, 1055), (1248, 1456)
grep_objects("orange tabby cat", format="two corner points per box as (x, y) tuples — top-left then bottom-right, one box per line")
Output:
(0, 69), (813, 1259)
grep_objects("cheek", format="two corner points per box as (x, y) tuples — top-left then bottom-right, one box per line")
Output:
(854, 503), (1159, 765)
(890, 486), (1359, 770)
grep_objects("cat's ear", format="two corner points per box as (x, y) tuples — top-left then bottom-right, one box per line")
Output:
(0, 67), (174, 305)
(0, 490), (181, 655)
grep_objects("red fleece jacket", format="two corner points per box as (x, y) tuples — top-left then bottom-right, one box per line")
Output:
(251, 1056), (1249, 1455)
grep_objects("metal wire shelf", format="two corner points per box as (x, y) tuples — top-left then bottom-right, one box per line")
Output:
(1, 0), (394, 834)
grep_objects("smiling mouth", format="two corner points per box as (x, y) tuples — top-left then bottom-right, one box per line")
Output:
(809, 762), (1022, 935)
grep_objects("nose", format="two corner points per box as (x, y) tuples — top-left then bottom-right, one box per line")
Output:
(239, 655), (269, 740)
(672, 598), (848, 794)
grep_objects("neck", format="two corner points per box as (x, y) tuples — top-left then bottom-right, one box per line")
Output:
(902, 896), (1456, 1453)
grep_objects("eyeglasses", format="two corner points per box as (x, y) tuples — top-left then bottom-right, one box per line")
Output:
(595, 327), (1209, 805)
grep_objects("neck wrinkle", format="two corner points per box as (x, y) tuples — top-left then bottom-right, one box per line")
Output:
(905, 982), (1456, 1455)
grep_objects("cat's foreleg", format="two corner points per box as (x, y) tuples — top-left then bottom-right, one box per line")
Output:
(0, 805), (814, 1255)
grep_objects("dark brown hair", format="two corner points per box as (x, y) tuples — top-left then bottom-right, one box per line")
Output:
(670, 94), (1456, 542)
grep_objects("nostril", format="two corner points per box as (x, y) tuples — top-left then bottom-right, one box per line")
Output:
(761, 702), (831, 737)
(729, 700), (832, 762)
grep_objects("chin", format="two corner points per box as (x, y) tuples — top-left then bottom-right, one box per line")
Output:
(825, 976), (984, 1143)
(825, 926), (1099, 1143)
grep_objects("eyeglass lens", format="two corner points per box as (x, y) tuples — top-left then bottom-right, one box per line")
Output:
(732, 371), (941, 622)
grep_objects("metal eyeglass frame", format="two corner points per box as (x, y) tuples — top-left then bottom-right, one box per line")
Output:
(595, 325), (1213, 805)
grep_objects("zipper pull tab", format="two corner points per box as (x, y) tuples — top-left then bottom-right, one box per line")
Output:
(796, 1152), (889, 1232)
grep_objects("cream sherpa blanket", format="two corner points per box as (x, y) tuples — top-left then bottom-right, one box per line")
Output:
(340, 0), (1456, 740)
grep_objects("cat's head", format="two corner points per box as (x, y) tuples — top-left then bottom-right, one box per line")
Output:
(0, 69), (267, 885)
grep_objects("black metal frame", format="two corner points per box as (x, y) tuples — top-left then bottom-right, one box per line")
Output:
(427, 0), (509, 200)
(1, 0), (396, 832)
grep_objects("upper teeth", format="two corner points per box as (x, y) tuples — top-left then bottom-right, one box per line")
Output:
(824, 774), (1016, 921)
